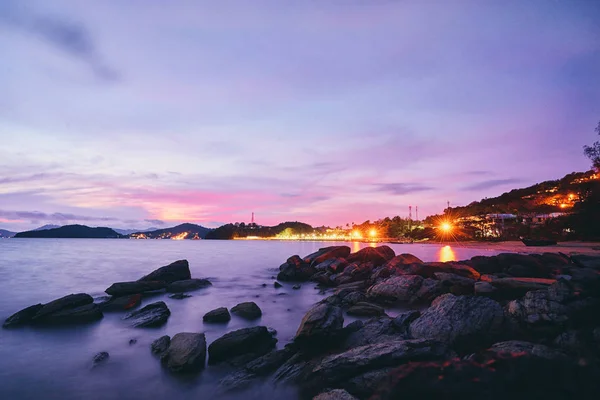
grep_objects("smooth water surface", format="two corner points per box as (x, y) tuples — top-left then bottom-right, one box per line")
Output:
(0, 239), (502, 400)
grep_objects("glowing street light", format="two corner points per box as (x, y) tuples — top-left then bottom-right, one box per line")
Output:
(369, 229), (377, 238)
(440, 222), (452, 233)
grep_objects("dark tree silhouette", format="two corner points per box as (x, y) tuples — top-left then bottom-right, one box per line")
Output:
(583, 120), (600, 170)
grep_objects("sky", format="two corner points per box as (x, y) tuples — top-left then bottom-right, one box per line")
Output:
(1, 0), (600, 232)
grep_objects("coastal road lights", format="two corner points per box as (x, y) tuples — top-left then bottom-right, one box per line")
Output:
(440, 222), (452, 233)
(369, 229), (377, 238)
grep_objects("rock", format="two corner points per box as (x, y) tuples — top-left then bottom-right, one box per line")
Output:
(208, 326), (277, 365)
(469, 255), (501, 274)
(272, 353), (312, 384)
(571, 255), (600, 269)
(165, 279), (211, 293)
(306, 339), (451, 390)
(310, 271), (334, 286)
(295, 302), (344, 349)
(278, 255), (316, 282)
(409, 294), (504, 350)
(24, 294), (103, 325)
(412, 278), (447, 304)
(333, 262), (376, 285)
(474, 281), (497, 295)
(203, 307), (231, 323)
(387, 253), (424, 266)
(344, 317), (401, 348)
(488, 340), (567, 359)
(231, 302), (262, 320)
(129, 338), (137, 345)
(433, 272), (475, 287)
(394, 262), (480, 280)
(304, 246), (351, 266)
(490, 277), (555, 298)
(33, 293), (93, 319)
(105, 281), (166, 296)
(274, 281), (283, 288)
(347, 246), (395, 265)
(98, 294), (142, 311)
(340, 291), (367, 307)
(124, 301), (170, 327)
(367, 275), (423, 303)
(169, 293), (191, 299)
(293, 284), (301, 290)
(93, 352), (109, 366)
(138, 259), (191, 283)
(3, 304), (43, 328)
(219, 348), (295, 391)
(313, 389), (358, 400)
(371, 351), (600, 400)
(160, 332), (206, 372)
(151, 335), (171, 355)
(314, 258), (349, 273)
(392, 311), (420, 333)
(506, 289), (569, 330)
(347, 302), (386, 317)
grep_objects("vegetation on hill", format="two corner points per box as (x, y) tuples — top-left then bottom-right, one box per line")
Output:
(15, 225), (123, 239)
(129, 223), (211, 239)
(205, 221), (314, 240)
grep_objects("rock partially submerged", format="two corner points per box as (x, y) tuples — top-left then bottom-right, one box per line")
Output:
(161, 332), (206, 373)
(124, 301), (170, 327)
(3, 304), (43, 328)
(165, 279), (212, 293)
(98, 294), (142, 311)
(278, 255), (316, 282)
(294, 302), (344, 349)
(208, 326), (277, 365)
(92, 351), (109, 367)
(304, 246), (351, 266)
(105, 281), (166, 296)
(231, 302), (262, 320)
(138, 259), (191, 283)
(151, 335), (171, 355)
(203, 307), (231, 323)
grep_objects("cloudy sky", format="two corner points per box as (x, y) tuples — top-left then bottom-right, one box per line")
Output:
(1, 0), (599, 231)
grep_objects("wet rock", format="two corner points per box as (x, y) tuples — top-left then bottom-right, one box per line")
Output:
(306, 339), (451, 390)
(19, 294), (104, 325)
(208, 326), (277, 365)
(347, 302), (386, 317)
(490, 277), (555, 298)
(333, 262), (376, 286)
(304, 246), (351, 266)
(165, 279), (212, 293)
(366, 275), (423, 303)
(38, 303), (103, 325)
(273, 353), (313, 384)
(293, 284), (301, 290)
(372, 351), (600, 400)
(313, 389), (358, 400)
(409, 294), (504, 350)
(344, 317), (400, 348)
(310, 271), (334, 286)
(488, 340), (567, 360)
(168, 293), (191, 299)
(295, 302), (344, 349)
(98, 294), (142, 311)
(347, 246), (395, 266)
(161, 332), (206, 373)
(138, 259), (191, 283)
(219, 348), (295, 391)
(151, 335), (171, 355)
(506, 288), (569, 331)
(3, 304), (43, 328)
(274, 281), (283, 288)
(340, 291), (367, 307)
(93, 351), (109, 366)
(474, 281), (497, 295)
(203, 307), (231, 323)
(231, 302), (262, 320)
(314, 258), (349, 273)
(124, 301), (170, 327)
(105, 281), (166, 296)
(278, 255), (316, 282)
(412, 278), (447, 304)
(392, 311), (420, 333)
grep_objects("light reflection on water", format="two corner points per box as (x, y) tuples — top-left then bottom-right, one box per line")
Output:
(438, 245), (457, 262)
(0, 239), (500, 400)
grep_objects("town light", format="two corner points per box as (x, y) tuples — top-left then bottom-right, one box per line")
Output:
(440, 222), (452, 232)
(369, 229), (377, 238)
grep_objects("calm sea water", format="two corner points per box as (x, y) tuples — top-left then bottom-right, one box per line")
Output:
(0, 239), (502, 400)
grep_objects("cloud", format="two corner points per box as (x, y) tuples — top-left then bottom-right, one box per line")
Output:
(144, 219), (165, 226)
(0, 4), (119, 81)
(375, 183), (434, 195)
(0, 209), (119, 222)
(462, 178), (522, 191)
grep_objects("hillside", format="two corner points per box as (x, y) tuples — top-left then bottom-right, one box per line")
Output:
(0, 229), (16, 238)
(15, 225), (123, 239)
(205, 221), (314, 240)
(129, 223), (211, 239)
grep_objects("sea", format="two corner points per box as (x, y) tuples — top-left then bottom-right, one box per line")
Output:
(0, 239), (503, 400)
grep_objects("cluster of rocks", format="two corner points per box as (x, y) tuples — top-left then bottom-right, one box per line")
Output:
(220, 245), (600, 399)
(3, 260), (210, 328)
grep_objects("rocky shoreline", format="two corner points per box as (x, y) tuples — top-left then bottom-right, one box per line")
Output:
(4, 247), (600, 399)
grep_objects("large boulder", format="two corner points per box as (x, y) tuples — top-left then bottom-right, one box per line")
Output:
(165, 279), (212, 293)
(366, 275), (424, 303)
(203, 307), (231, 323)
(231, 302), (262, 320)
(4, 294), (104, 326)
(409, 294), (504, 350)
(490, 277), (555, 298)
(313, 389), (358, 400)
(344, 317), (402, 349)
(218, 348), (295, 391)
(412, 278), (447, 304)
(151, 335), (171, 355)
(278, 255), (316, 281)
(124, 301), (170, 327)
(160, 332), (206, 372)
(138, 259), (191, 283)
(294, 302), (344, 349)
(314, 258), (349, 273)
(306, 339), (451, 391)
(488, 340), (567, 360)
(105, 281), (166, 296)
(98, 294), (142, 311)
(347, 302), (386, 317)
(333, 262), (376, 285)
(208, 326), (277, 365)
(347, 246), (395, 265)
(304, 246), (351, 265)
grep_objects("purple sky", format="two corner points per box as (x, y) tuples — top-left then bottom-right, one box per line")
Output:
(1, 0), (600, 231)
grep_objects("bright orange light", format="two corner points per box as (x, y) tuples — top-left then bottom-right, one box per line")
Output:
(171, 232), (188, 240)
(560, 203), (567, 208)
(369, 229), (377, 238)
(440, 222), (452, 232)
(352, 230), (362, 239)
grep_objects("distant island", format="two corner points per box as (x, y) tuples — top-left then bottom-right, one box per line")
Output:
(14, 225), (123, 239)
(0, 229), (16, 238)
(129, 223), (211, 240)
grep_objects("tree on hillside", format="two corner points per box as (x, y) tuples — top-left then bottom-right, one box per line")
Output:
(583, 120), (600, 170)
